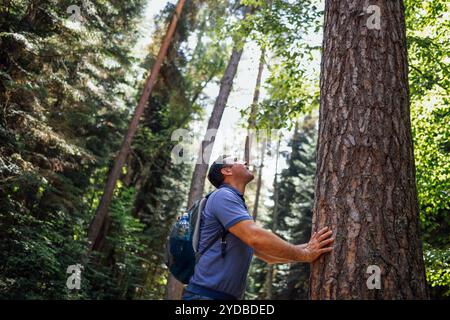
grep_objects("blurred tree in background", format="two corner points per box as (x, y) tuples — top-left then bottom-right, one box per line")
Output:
(246, 114), (317, 299)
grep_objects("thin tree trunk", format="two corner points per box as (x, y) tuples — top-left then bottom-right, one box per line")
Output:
(245, 47), (266, 221)
(265, 138), (281, 299)
(252, 137), (265, 220)
(186, 45), (245, 208)
(165, 6), (252, 300)
(87, 0), (186, 251)
(245, 47), (265, 164)
(310, 0), (428, 299)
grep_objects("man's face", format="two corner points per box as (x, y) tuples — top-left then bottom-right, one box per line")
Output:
(220, 156), (254, 184)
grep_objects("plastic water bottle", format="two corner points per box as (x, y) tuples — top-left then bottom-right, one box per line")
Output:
(177, 215), (190, 240)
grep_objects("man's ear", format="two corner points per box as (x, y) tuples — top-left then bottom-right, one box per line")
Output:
(221, 167), (232, 177)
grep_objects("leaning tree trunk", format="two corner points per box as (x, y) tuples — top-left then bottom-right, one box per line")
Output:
(165, 6), (251, 300)
(87, 0), (186, 251)
(309, 0), (428, 299)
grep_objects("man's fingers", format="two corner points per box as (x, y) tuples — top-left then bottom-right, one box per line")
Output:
(320, 247), (333, 253)
(316, 226), (329, 237)
(318, 230), (333, 241)
(319, 237), (334, 247)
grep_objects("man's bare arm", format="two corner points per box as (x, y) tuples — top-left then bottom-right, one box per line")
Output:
(253, 246), (302, 264)
(228, 221), (334, 263)
(254, 244), (307, 264)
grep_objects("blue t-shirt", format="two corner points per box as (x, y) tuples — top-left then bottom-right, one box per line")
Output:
(186, 184), (254, 299)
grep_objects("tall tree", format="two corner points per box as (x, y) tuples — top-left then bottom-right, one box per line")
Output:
(165, 4), (253, 300)
(246, 48), (266, 221)
(88, 0), (187, 251)
(245, 47), (265, 164)
(310, 0), (428, 299)
(241, 46), (266, 220)
(264, 137), (281, 299)
(251, 137), (265, 220)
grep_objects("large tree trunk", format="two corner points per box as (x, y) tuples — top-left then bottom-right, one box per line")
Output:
(87, 0), (186, 251)
(309, 0), (427, 299)
(165, 6), (251, 300)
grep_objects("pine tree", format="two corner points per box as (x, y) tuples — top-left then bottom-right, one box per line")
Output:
(0, 0), (147, 298)
(310, 0), (428, 299)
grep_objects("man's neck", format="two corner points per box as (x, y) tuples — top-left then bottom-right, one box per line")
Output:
(224, 181), (246, 195)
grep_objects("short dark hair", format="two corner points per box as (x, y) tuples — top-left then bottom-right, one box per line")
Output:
(207, 155), (232, 188)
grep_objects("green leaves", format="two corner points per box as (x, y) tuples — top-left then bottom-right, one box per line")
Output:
(406, 0), (450, 298)
(0, 0), (148, 299)
(237, 0), (321, 131)
(424, 245), (450, 296)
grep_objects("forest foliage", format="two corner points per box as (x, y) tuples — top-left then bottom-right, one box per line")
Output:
(0, 0), (448, 299)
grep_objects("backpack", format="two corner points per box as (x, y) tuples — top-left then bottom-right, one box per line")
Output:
(165, 192), (229, 284)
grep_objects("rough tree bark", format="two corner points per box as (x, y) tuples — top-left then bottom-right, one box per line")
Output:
(87, 0), (186, 251)
(165, 6), (252, 300)
(309, 0), (428, 299)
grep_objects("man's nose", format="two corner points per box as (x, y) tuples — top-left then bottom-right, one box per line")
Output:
(240, 161), (252, 170)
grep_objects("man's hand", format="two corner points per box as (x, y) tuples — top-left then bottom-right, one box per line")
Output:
(300, 226), (334, 263)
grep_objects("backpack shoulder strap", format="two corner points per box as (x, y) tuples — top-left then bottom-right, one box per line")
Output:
(195, 226), (228, 263)
(194, 192), (229, 262)
(192, 197), (207, 253)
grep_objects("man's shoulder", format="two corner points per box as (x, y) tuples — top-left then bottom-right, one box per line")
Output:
(209, 187), (240, 203)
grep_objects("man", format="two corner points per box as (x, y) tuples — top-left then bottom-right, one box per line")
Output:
(183, 155), (334, 300)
